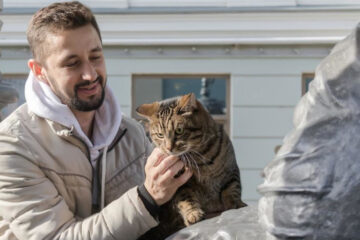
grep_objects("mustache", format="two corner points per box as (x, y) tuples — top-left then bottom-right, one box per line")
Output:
(75, 76), (103, 89)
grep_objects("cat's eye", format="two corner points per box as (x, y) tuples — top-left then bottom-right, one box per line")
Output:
(175, 127), (184, 135)
(156, 132), (164, 138)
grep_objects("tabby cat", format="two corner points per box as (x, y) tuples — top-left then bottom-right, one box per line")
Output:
(137, 93), (246, 240)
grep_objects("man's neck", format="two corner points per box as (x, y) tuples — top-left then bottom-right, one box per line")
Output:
(71, 109), (96, 139)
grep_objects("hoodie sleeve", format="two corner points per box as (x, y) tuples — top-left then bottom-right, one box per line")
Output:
(0, 131), (158, 240)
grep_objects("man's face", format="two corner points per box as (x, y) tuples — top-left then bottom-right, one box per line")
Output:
(39, 24), (106, 112)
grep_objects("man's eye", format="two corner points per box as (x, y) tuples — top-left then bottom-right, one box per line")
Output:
(91, 56), (101, 61)
(65, 61), (79, 67)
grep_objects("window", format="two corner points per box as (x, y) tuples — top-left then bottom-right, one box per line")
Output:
(0, 75), (26, 121)
(302, 73), (315, 95)
(132, 74), (230, 133)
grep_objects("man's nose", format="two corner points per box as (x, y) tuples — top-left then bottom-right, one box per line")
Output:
(81, 62), (97, 81)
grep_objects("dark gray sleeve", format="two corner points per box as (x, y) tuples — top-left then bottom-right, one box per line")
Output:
(138, 184), (160, 220)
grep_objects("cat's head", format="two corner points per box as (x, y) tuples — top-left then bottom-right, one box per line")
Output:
(136, 93), (210, 156)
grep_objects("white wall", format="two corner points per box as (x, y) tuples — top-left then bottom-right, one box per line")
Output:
(1, 1), (355, 203)
(0, 45), (328, 204)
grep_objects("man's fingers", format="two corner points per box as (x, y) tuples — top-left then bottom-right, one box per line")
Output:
(159, 160), (185, 182)
(144, 149), (193, 206)
(174, 167), (193, 187)
(156, 155), (180, 174)
(146, 148), (166, 169)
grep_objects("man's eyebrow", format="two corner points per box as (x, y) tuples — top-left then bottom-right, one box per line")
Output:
(62, 54), (77, 62)
(91, 46), (102, 53)
(61, 47), (102, 62)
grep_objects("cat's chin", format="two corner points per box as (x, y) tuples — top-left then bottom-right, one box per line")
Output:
(169, 150), (188, 157)
(170, 152), (184, 157)
(157, 146), (188, 157)
(159, 149), (182, 156)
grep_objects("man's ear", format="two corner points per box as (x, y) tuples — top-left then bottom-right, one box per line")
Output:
(28, 59), (48, 84)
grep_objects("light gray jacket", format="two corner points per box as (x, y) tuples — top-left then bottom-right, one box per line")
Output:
(0, 104), (157, 240)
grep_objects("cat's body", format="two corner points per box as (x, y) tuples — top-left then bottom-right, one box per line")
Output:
(137, 93), (246, 240)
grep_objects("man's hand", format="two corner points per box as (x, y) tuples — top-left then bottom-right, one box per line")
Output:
(144, 148), (193, 206)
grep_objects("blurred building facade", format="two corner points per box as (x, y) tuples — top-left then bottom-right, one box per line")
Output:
(1, 0), (360, 204)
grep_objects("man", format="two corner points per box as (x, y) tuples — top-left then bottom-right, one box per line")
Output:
(0, 1), (192, 239)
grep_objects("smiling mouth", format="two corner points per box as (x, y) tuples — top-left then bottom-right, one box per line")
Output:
(77, 79), (101, 96)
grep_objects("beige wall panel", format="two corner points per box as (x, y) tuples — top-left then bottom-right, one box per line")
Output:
(233, 138), (283, 169)
(231, 107), (294, 138)
(240, 169), (264, 202)
(231, 75), (302, 106)
(107, 74), (131, 107)
(0, 59), (28, 74)
(105, 57), (322, 76)
(121, 106), (132, 117)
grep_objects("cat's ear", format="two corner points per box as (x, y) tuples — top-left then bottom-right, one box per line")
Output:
(136, 102), (159, 119)
(178, 93), (197, 116)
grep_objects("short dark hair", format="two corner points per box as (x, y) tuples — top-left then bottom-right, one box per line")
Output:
(27, 1), (102, 61)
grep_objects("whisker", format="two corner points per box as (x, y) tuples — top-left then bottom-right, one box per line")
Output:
(189, 150), (211, 167)
(182, 152), (201, 182)
(183, 153), (190, 168)
(183, 151), (201, 181)
(190, 154), (201, 182)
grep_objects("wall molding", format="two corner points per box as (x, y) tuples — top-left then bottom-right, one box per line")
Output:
(3, 0), (128, 8)
(3, 0), (296, 8)
(1, 45), (332, 59)
(0, 10), (359, 46)
(5, 0), (360, 8)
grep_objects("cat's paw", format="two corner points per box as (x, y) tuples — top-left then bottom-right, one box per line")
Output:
(184, 209), (205, 226)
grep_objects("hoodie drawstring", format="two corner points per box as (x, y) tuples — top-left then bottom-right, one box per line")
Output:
(100, 145), (108, 210)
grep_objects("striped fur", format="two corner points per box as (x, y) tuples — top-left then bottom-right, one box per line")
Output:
(137, 93), (246, 240)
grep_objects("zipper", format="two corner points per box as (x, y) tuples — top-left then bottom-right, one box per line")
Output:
(71, 133), (91, 161)
(107, 128), (128, 152)
(94, 127), (128, 211)
(65, 126), (128, 212)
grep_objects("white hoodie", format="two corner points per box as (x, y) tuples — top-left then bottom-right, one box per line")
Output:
(24, 71), (122, 166)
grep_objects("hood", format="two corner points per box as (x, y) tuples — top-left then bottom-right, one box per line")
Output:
(25, 71), (122, 163)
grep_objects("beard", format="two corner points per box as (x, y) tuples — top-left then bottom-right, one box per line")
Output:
(70, 76), (106, 111)
(52, 76), (106, 112)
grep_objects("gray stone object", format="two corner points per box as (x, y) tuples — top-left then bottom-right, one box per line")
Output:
(166, 205), (265, 240)
(258, 23), (360, 239)
(0, 82), (18, 119)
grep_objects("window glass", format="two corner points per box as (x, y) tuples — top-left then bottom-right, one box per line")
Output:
(133, 75), (229, 132)
(302, 73), (315, 95)
(162, 77), (226, 114)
